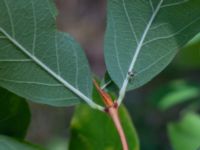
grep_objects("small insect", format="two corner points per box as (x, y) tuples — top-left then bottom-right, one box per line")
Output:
(128, 71), (135, 82)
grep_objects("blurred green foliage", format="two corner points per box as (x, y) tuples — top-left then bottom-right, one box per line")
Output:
(175, 33), (200, 69)
(0, 135), (44, 150)
(150, 80), (200, 111)
(46, 138), (68, 150)
(0, 87), (30, 139)
(168, 112), (200, 150)
(69, 104), (139, 150)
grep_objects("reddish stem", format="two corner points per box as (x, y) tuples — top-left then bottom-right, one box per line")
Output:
(107, 102), (129, 150)
(93, 80), (128, 150)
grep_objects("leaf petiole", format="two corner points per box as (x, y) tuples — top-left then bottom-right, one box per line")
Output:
(93, 80), (129, 150)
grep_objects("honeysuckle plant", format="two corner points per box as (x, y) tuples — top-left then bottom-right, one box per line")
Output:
(1, 0), (200, 149)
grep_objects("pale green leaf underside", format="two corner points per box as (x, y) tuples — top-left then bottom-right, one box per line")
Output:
(0, 135), (42, 150)
(105, 0), (200, 91)
(0, 0), (93, 106)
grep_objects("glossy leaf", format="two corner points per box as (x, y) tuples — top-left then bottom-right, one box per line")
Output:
(0, 87), (30, 139)
(168, 112), (200, 150)
(0, 135), (44, 150)
(69, 103), (139, 150)
(0, 0), (93, 107)
(105, 0), (200, 91)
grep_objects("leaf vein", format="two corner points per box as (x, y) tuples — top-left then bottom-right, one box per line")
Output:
(31, 0), (37, 55)
(110, 9), (125, 79)
(55, 32), (61, 75)
(136, 50), (175, 76)
(149, 23), (168, 31)
(70, 40), (79, 89)
(143, 16), (200, 46)
(161, 0), (189, 8)
(122, 0), (138, 43)
(149, 0), (154, 12)
(0, 27), (102, 109)
(0, 59), (32, 62)
(0, 78), (62, 87)
(3, 0), (15, 38)
(118, 0), (164, 104)
(0, 36), (6, 39)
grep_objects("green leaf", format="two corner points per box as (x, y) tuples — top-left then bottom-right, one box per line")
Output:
(150, 80), (200, 110)
(0, 135), (43, 150)
(102, 72), (119, 95)
(46, 138), (68, 150)
(68, 104), (139, 150)
(174, 33), (200, 69)
(105, 0), (200, 91)
(0, 87), (30, 139)
(0, 0), (93, 107)
(168, 112), (200, 150)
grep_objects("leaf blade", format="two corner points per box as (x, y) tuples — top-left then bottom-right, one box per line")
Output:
(0, 135), (44, 150)
(69, 104), (139, 150)
(0, 0), (101, 108)
(105, 0), (200, 97)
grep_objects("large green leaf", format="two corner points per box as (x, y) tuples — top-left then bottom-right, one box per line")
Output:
(105, 0), (200, 91)
(0, 135), (43, 150)
(0, 0), (93, 107)
(68, 94), (139, 150)
(68, 84), (139, 149)
(0, 87), (30, 139)
(168, 112), (200, 150)
(69, 104), (139, 150)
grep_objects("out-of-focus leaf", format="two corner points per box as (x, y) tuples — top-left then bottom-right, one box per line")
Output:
(150, 80), (200, 110)
(68, 104), (139, 150)
(0, 87), (30, 139)
(46, 138), (68, 150)
(0, 135), (44, 150)
(174, 33), (200, 69)
(68, 86), (139, 150)
(168, 112), (200, 150)
(105, 0), (200, 91)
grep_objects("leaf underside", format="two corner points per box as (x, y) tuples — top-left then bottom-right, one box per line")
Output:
(0, 0), (92, 106)
(105, 0), (200, 91)
(0, 135), (43, 150)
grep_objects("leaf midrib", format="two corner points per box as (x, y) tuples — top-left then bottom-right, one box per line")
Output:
(0, 27), (100, 109)
(118, 0), (164, 104)
(127, 0), (164, 76)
